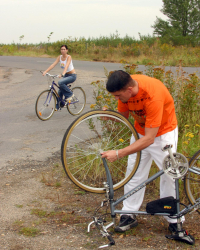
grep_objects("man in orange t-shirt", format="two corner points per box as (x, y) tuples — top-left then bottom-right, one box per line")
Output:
(101, 70), (184, 233)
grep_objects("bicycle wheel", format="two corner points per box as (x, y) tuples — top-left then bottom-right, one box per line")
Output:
(61, 110), (141, 193)
(35, 90), (56, 121)
(67, 87), (86, 115)
(184, 149), (200, 214)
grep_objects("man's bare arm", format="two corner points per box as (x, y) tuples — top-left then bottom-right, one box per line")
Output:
(101, 126), (159, 162)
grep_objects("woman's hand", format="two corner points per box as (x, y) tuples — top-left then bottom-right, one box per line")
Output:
(42, 71), (47, 76)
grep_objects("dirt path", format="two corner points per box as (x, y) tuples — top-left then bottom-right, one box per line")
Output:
(0, 153), (200, 250)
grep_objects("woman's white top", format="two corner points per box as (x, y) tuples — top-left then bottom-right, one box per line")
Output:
(60, 55), (74, 73)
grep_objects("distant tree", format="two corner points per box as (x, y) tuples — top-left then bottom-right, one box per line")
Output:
(47, 32), (54, 42)
(152, 0), (200, 38)
(19, 35), (24, 43)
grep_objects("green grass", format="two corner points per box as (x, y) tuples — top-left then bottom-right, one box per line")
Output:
(31, 209), (47, 217)
(15, 204), (23, 208)
(19, 227), (40, 237)
(74, 190), (86, 195)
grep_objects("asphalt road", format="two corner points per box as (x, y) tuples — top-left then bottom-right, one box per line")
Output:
(0, 56), (125, 170)
(0, 56), (199, 170)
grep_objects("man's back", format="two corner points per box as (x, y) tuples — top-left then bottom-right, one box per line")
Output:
(117, 75), (177, 136)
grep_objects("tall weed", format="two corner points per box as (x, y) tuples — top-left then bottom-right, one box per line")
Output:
(90, 62), (200, 196)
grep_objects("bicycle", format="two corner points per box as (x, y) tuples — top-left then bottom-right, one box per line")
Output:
(35, 72), (86, 121)
(61, 110), (200, 248)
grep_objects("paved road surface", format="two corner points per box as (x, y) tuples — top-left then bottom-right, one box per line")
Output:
(0, 56), (199, 170)
(0, 56), (124, 170)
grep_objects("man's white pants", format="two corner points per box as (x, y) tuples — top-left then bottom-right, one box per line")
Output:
(122, 127), (184, 223)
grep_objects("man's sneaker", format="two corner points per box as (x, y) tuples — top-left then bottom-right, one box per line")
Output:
(115, 215), (138, 232)
(168, 222), (182, 232)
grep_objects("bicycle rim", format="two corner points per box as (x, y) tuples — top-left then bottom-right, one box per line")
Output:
(35, 90), (56, 121)
(67, 87), (86, 115)
(184, 149), (200, 214)
(61, 110), (141, 193)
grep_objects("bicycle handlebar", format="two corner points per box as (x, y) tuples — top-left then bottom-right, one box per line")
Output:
(98, 235), (115, 248)
(40, 71), (59, 78)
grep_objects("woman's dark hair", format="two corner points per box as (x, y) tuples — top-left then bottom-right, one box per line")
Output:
(106, 70), (133, 92)
(60, 45), (68, 49)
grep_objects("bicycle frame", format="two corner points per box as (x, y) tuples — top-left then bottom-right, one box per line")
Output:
(88, 157), (200, 248)
(48, 79), (79, 106)
(102, 158), (200, 219)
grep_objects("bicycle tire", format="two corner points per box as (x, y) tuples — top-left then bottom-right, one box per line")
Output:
(184, 149), (200, 214)
(67, 87), (86, 115)
(35, 90), (56, 121)
(61, 110), (141, 193)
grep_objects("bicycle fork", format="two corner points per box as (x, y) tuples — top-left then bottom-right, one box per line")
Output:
(87, 158), (116, 248)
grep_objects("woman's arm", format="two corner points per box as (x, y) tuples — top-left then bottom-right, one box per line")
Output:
(62, 55), (72, 76)
(43, 56), (60, 76)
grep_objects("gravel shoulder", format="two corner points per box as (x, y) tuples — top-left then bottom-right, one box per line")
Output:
(0, 154), (200, 250)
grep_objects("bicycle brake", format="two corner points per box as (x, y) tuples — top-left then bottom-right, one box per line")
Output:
(98, 235), (115, 248)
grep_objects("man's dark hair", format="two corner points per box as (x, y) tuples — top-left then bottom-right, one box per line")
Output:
(106, 70), (134, 92)
(60, 45), (68, 49)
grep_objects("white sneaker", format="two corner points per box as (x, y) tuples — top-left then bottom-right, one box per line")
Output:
(65, 94), (75, 105)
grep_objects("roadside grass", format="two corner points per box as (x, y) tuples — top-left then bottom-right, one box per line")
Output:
(1, 36), (200, 66)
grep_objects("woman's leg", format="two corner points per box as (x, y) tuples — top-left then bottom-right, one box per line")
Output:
(58, 89), (64, 100)
(58, 74), (77, 99)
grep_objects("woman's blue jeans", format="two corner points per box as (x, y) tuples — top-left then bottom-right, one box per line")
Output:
(58, 73), (77, 100)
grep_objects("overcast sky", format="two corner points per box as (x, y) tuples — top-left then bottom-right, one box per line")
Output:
(0, 0), (167, 44)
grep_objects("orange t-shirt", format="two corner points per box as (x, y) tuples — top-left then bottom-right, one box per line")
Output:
(117, 75), (177, 137)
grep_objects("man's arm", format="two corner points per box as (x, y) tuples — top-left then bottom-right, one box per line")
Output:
(101, 126), (159, 162)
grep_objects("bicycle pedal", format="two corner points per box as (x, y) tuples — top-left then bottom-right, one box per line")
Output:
(161, 144), (173, 152)
(165, 230), (195, 245)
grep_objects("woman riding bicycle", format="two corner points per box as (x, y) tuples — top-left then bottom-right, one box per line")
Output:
(43, 45), (76, 109)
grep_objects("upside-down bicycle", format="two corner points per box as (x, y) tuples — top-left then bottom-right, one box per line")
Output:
(61, 110), (200, 248)
(35, 72), (86, 121)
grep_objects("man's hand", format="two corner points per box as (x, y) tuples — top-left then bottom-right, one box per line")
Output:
(101, 150), (118, 162)
(100, 106), (109, 121)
